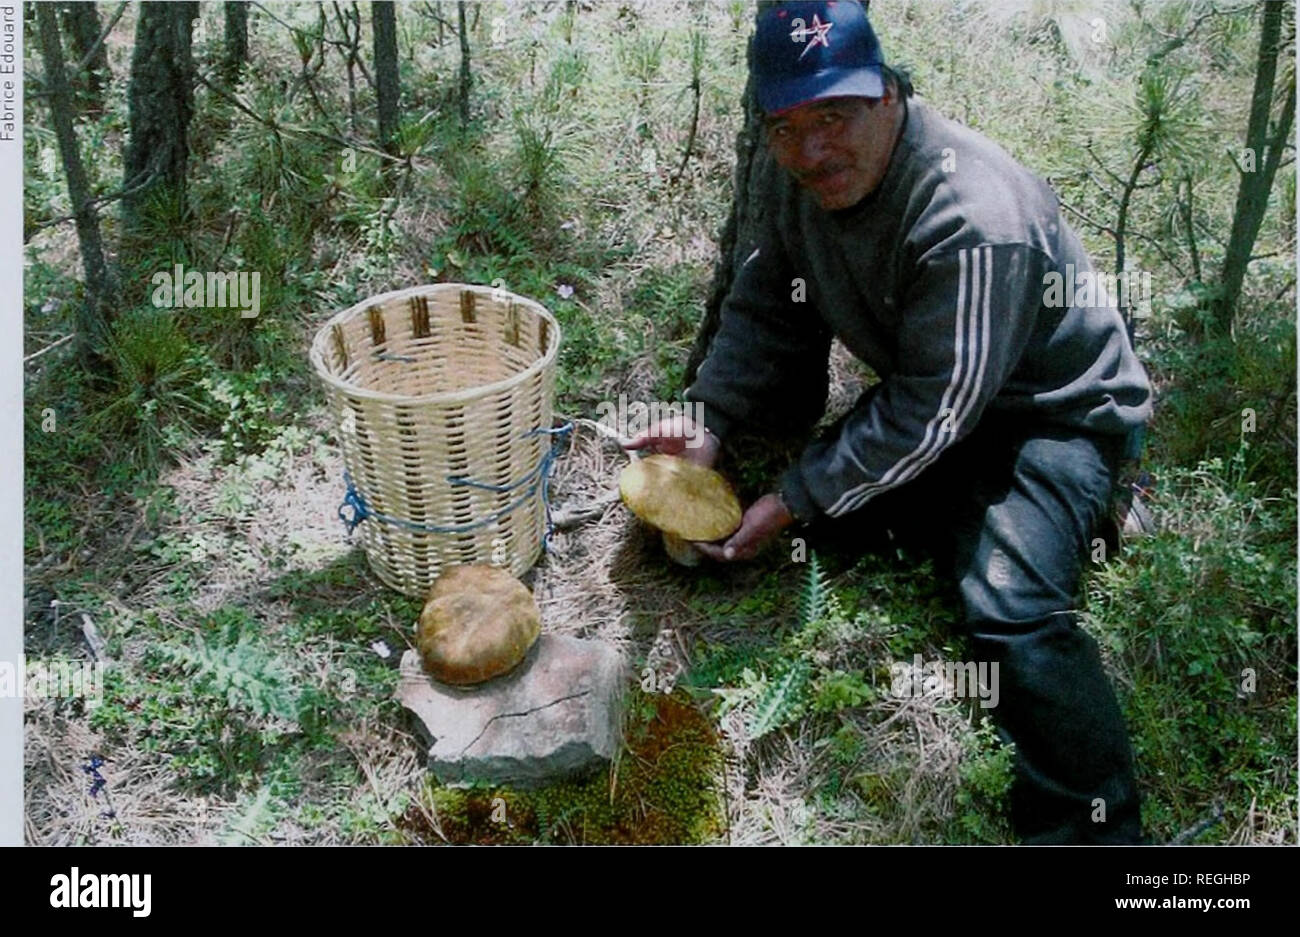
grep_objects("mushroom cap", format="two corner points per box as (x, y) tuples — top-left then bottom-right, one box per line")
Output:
(417, 565), (541, 686)
(618, 454), (742, 542)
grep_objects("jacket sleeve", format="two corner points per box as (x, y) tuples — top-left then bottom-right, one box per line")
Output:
(685, 237), (834, 443)
(779, 244), (1045, 521)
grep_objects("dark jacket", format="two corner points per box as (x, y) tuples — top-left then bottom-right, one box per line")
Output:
(686, 97), (1153, 522)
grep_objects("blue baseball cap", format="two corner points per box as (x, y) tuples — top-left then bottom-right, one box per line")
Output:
(753, 1), (885, 116)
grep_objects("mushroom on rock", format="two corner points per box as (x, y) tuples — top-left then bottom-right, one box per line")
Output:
(417, 565), (542, 686)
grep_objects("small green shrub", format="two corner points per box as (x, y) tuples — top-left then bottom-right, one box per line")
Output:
(1151, 292), (1295, 492)
(626, 264), (708, 398)
(89, 308), (214, 473)
(946, 718), (1017, 844)
(1083, 452), (1296, 842)
(512, 112), (582, 223)
(199, 365), (288, 463)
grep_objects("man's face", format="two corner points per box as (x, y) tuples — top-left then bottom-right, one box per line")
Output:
(764, 94), (899, 210)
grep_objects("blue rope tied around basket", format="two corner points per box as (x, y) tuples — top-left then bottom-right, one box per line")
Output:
(337, 422), (574, 547)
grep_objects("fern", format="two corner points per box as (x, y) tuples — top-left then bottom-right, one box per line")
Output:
(712, 560), (868, 741)
(745, 660), (812, 742)
(219, 785), (276, 846)
(797, 553), (830, 628)
(157, 635), (299, 722)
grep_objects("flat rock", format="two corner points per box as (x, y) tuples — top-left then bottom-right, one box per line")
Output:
(396, 634), (625, 788)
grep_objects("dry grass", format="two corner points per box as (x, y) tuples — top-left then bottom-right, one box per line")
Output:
(26, 701), (206, 846)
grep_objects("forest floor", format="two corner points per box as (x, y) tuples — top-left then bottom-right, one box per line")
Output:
(26, 325), (1018, 845)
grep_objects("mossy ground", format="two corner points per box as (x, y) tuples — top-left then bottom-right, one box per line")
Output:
(397, 689), (726, 845)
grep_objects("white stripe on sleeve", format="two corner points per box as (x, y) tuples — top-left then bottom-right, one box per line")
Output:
(824, 245), (991, 517)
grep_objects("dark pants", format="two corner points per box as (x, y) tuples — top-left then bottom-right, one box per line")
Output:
(805, 413), (1144, 844)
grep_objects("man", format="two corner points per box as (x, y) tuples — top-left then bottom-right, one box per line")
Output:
(627, 0), (1152, 844)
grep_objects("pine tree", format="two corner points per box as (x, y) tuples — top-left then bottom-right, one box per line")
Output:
(122, 2), (198, 243)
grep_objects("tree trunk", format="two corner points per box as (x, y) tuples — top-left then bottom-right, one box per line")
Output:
(1215, 0), (1295, 335)
(338, 0), (359, 132)
(122, 2), (198, 243)
(457, 1), (471, 128)
(59, 2), (110, 115)
(684, 4), (781, 387)
(222, 1), (249, 84)
(372, 1), (400, 156)
(37, 2), (117, 366)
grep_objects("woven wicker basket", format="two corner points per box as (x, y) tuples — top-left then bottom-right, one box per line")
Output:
(310, 283), (562, 596)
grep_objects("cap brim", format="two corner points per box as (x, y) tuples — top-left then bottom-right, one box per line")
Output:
(759, 66), (885, 116)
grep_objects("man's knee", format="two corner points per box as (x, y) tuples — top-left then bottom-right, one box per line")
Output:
(955, 524), (1075, 628)
(951, 430), (1121, 627)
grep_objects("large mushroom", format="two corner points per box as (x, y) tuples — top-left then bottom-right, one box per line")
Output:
(416, 565), (542, 685)
(618, 454), (743, 565)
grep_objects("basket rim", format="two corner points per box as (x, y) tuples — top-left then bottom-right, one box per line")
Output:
(309, 282), (562, 406)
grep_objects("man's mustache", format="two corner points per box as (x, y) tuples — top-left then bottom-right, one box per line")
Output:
(794, 164), (851, 184)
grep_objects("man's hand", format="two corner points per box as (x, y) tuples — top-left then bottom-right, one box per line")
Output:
(624, 414), (720, 469)
(695, 493), (794, 563)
